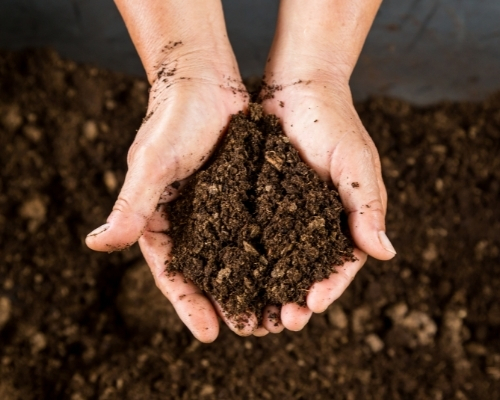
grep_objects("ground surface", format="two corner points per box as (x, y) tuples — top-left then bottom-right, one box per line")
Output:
(0, 49), (499, 400)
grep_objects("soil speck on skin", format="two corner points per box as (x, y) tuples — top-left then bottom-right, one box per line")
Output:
(260, 80), (283, 101)
(167, 104), (354, 322)
(351, 182), (360, 188)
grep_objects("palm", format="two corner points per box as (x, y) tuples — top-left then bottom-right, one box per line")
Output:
(260, 80), (394, 326)
(87, 73), (252, 342)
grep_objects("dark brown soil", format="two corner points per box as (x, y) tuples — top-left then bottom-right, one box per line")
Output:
(167, 104), (354, 322)
(1, 49), (500, 400)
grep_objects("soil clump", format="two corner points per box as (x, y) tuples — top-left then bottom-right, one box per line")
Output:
(167, 104), (354, 322)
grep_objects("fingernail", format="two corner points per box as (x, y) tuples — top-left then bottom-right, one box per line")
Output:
(87, 223), (110, 237)
(378, 231), (397, 254)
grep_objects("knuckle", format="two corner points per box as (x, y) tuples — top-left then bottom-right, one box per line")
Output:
(130, 142), (179, 182)
(126, 141), (141, 167)
(336, 268), (354, 286)
(364, 199), (385, 214)
(112, 196), (133, 214)
(127, 142), (154, 167)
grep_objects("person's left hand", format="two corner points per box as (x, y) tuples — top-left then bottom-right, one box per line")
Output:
(258, 76), (396, 333)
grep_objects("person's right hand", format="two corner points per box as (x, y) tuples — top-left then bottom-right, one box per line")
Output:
(85, 42), (261, 341)
(84, 0), (277, 342)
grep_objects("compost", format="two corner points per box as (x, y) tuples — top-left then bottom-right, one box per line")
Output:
(167, 103), (354, 323)
(1, 49), (499, 399)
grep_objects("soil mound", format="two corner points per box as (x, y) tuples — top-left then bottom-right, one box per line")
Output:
(167, 104), (354, 321)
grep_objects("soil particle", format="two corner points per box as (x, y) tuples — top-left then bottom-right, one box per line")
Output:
(167, 104), (354, 321)
(386, 305), (437, 348)
(103, 170), (118, 192)
(440, 307), (468, 362)
(23, 125), (43, 142)
(0, 297), (11, 331)
(365, 333), (385, 353)
(19, 196), (47, 232)
(352, 305), (372, 334)
(327, 303), (348, 330)
(82, 120), (98, 141)
(30, 332), (48, 354)
(1, 105), (23, 132)
(19, 197), (46, 221)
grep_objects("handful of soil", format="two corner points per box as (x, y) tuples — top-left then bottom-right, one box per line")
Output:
(167, 104), (354, 323)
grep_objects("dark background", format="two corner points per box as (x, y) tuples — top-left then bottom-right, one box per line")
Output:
(1, 0), (500, 104)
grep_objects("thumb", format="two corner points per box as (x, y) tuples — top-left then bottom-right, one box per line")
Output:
(331, 139), (396, 260)
(86, 143), (178, 252)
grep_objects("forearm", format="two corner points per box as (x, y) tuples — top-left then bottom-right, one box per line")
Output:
(268, 0), (382, 82)
(115, 0), (236, 83)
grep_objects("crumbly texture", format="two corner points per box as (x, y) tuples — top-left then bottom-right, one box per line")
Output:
(166, 104), (354, 322)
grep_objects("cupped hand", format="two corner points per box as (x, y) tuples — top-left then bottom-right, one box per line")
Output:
(261, 76), (397, 331)
(85, 55), (272, 341)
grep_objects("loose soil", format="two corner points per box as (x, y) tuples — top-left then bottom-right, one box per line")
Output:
(167, 104), (354, 323)
(1, 49), (500, 400)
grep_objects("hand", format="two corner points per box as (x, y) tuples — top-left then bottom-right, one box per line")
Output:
(252, 0), (394, 333)
(85, 54), (257, 341)
(259, 75), (396, 334)
(260, 79), (397, 331)
(84, 0), (270, 341)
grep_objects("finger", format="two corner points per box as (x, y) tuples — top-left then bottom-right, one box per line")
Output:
(281, 303), (313, 331)
(86, 137), (180, 252)
(158, 179), (189, 204)
(330, 136), (396, 260)
(377, 174), (388, 212)
(307, 248), (367, 313)
(262, 305), (285, 333)
(253, 326), (270, 337)
(209, 296), (259, 337)
(146, 203), (170, 233)
(371, 148), (388, 213)
(139, 230), (219, 343)
(93, 177), (187, 247)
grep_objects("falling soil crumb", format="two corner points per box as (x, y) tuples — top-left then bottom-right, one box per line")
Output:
(167, 103), (355, 322)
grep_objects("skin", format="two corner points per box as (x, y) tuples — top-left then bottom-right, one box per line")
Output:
(86, 0), (396, 342)
(262, 0), (396, 331)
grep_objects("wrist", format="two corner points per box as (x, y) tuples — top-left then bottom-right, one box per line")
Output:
(266, 0), (381, 84)
(149, 40), (240, 87)
(116, 0), (240, 84)
(264, 50), (352, 88)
